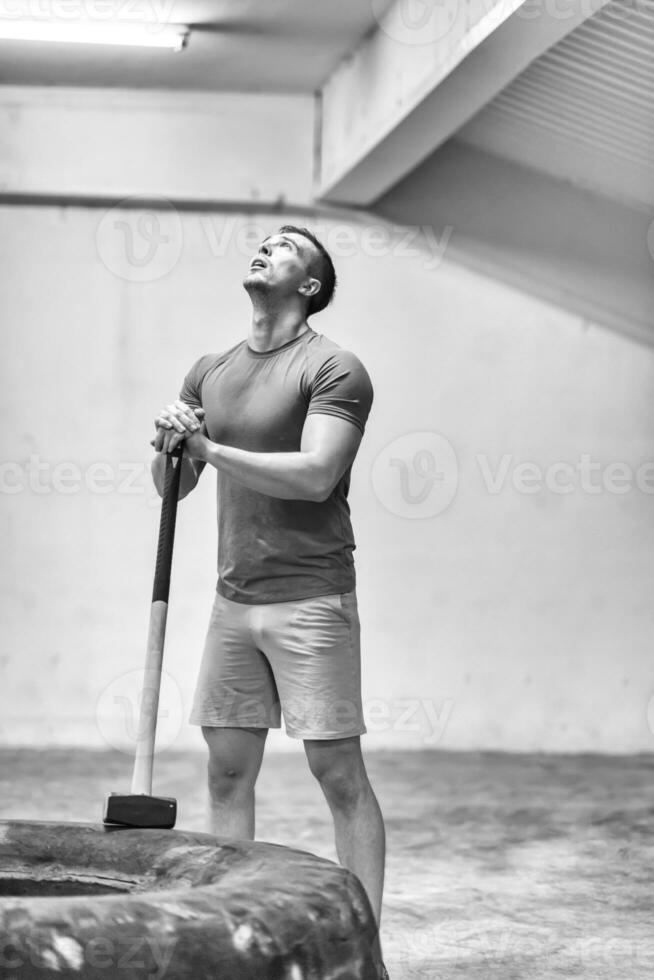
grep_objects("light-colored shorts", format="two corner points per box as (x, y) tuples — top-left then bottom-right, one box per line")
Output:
(189, 589), (367, 740)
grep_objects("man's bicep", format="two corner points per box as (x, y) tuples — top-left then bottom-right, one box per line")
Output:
(301, 413), (363, 498)
(306, 351), (374, 437)
(178, 376), (202, 412)
(178, 352), (216, 411)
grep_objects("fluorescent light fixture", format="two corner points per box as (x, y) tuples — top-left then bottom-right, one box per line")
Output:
(0, 20), (189, 51)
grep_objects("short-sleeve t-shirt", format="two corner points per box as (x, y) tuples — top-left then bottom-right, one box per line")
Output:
(179, 326), (374, 604)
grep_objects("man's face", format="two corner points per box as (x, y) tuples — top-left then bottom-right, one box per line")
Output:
(244, 232), (318, 302)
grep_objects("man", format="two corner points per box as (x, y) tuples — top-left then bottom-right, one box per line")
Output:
(152, 226), (388, 979)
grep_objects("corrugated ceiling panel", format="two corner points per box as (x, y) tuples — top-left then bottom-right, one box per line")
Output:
(457, 0), (654, 209)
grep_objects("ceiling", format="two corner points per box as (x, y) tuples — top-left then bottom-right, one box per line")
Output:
(0, 0), (395, 92)
(455, 0), (654, 210)
(0, 0), (650, 211)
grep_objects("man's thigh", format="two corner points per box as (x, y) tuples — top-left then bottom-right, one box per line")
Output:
(190, 592), (282, 730)
(258, 590), (367, 740)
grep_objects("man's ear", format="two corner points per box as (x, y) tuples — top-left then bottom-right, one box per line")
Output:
(299, 277), (321, 299)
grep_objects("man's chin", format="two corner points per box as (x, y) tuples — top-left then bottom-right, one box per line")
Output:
(243, 272), (268, 292)
(244, 270), (262, 284)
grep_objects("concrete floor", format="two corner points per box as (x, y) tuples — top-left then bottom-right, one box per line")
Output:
(1, 748), (653, 979)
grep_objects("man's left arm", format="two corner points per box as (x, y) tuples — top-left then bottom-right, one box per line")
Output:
(183, 413), (362, 502)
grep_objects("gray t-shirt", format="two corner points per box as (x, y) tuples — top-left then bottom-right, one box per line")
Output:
(179, 327), (374, 604)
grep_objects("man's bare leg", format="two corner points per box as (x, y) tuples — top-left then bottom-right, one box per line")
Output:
(304, 736), (386, 965)
(202, 726), (268, 839)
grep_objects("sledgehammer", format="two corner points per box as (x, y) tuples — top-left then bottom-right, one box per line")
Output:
(103, 447), (183, 829)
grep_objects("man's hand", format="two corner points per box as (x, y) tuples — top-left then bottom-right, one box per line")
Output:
(152, 400), (205, 454)
(182, 428), (212, 462)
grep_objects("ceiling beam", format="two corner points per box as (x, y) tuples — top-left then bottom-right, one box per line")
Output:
(317, 0), (611, 205)
(0, 86), (314, 207)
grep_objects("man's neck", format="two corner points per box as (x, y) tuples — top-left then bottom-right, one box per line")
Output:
(248, 300), (310, 353)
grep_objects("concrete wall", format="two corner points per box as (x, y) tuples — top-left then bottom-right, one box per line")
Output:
(1, 203), (653, 755)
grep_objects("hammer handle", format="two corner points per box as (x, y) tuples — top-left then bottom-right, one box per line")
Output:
(152, 447), (183, 603)
(131, 448), (183, 796)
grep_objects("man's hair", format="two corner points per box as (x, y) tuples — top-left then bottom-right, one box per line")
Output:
(278, 225), (337, 316)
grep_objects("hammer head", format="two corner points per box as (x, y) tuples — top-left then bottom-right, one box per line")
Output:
(103, 792), (177, 829)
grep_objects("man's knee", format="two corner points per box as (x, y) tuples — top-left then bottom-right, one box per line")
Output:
(203, 726), (267, 796)
(207, 763), (250, 799)
(305, 738), (369, 810)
